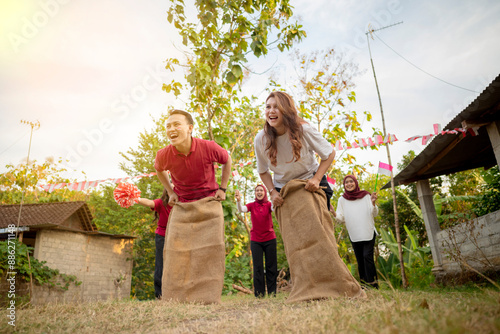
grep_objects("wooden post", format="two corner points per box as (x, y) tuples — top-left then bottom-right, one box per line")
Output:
(416, 179), (443, 274)
(486, 120), (500, 167)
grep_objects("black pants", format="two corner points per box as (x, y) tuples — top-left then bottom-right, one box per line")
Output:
(154, 233), (165, 299)
(276, 174), (333, 210)
(251, 239), (278, 297)
(351, 232), (378, 288)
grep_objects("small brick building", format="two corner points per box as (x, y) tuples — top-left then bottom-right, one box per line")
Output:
(0, 201), (134, 305)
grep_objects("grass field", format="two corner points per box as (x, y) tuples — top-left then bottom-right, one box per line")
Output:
(3, 287), (500, 333)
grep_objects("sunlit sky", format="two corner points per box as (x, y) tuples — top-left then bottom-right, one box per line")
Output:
(1, 0), (499, 187)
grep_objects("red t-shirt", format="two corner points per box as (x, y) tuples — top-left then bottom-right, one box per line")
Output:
(152, 199), (172, 237)
(154, 137), (229, 202)
(246, 201), (276, 242)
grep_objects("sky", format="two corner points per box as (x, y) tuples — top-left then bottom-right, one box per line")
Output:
(1, 0), (499, 187)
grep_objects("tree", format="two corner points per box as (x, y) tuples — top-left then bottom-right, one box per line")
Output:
(269, 47), (380, 177)
(160, 0), (308, 293)
(0, 158), (87, 204)
(473, 166), (500, 217)
(88, 184), (157, 299)
(163, 0), (306, 140)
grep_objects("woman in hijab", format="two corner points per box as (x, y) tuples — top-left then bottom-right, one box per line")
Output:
(333, 175), (379, 289)
(235, 185), (277, 297)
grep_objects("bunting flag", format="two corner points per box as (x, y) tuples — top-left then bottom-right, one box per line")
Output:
(334, 124), (479, 152)
(36, 123), (479, 193)
(38, 172), (158, 193)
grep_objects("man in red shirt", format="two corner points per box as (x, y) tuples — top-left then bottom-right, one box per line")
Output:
(154, 109), (232, 303)
(154, 109), (232, 204)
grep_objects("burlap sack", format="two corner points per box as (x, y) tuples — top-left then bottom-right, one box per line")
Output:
(276, 179), (366, 303)
(161, 196), (225, 304)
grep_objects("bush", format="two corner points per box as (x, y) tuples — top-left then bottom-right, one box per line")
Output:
(0, 240), (81, 290)
(474, 167), (500, 217)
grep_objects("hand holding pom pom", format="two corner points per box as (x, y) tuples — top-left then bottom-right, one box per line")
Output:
(113, 183), (141, 208)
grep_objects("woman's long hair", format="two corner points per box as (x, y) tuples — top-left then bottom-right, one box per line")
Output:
(153, 189), (169, 221)
(263, 91), (306, 166)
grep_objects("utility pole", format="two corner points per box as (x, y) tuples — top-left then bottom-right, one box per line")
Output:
(366, 22), (408, 288)
(16, 120), (41, 239)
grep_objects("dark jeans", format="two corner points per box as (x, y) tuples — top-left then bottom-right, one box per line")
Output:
(154, 233), (165, 299)
(275, 174), (333, 209)
(251, 239), (278, 298)
(351, 232), (378, 288)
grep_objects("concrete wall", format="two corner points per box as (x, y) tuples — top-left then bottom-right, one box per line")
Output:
(31, 229), (133, 305)
(437, 209), (500, 275)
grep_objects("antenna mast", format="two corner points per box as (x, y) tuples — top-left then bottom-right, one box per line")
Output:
(365, 22), (409, 288)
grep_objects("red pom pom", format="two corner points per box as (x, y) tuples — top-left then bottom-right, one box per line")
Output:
(113, 183), (141, 208)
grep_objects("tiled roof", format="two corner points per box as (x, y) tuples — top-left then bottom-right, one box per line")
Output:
(0, 201), (96, 231)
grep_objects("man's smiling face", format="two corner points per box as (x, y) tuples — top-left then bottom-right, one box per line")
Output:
(165, 114), (193, 147)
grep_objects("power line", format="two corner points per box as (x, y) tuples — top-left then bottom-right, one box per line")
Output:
(373, 32), (480, 94)
(0, 129), (30, 157)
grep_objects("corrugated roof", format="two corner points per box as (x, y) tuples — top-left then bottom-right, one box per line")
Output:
(383, 74), (500, 188)
(0, 201), (97, 231)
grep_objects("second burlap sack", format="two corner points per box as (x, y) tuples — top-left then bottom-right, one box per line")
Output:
(162, 196), (225, 304)
(276, 179), (366, 303)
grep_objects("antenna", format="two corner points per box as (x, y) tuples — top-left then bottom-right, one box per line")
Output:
(20, 119), (41, 129)
(365, 22), (409, 288)
(16, 120), (41, 240)
(366, 21), (403, 38)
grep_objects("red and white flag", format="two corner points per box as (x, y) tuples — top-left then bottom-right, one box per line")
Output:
(326, 176), (336, 189)
(377, 162), (393, 176)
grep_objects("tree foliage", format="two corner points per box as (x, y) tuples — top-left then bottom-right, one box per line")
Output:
(0, 158), (87, 204)
(163, 0), (306, 140)
(0, 240), (81, 290)
(473, 166), (500, 217)
(88, 184), (157, 299)
(271, 47), (379, 175)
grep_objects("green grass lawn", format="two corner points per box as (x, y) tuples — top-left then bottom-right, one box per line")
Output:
(3, 287), (500, 333)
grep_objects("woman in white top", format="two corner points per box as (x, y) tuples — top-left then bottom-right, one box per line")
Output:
(333, 174), (379, 289)
(254, 91), (336, 208)
(254, 92), (368, 302)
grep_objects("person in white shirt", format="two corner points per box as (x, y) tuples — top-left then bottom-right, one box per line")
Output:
(333, 174), (379, 289)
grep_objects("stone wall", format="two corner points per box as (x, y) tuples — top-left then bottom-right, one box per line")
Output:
(31, 229), (133, 305)
(436, 209), (500, 275)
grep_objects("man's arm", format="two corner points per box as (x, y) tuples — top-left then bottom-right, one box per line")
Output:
(156, 170), (178, 205)
(215, 155), (232, 201)
(220, 155), (232, 189)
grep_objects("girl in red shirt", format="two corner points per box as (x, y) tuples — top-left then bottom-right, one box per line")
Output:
(235, 185), (277, 297)
(137, 189), (172, 299)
